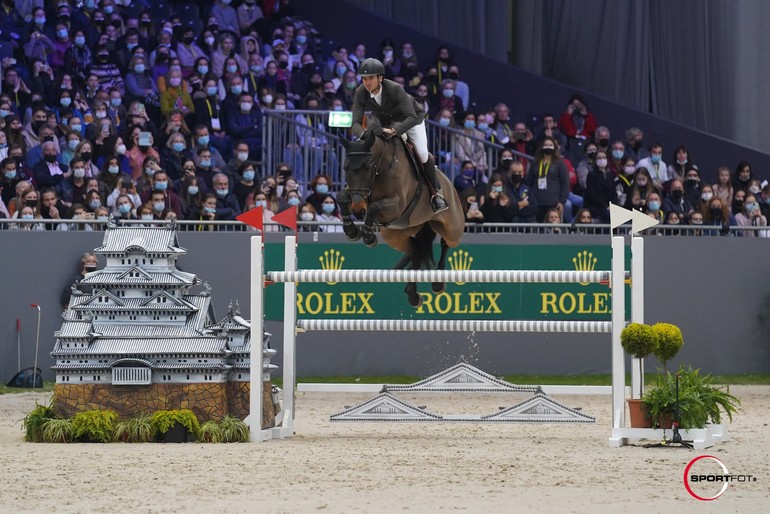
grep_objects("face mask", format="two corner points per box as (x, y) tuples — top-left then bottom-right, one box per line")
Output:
(315, 184), (329, 194)
(237, 151), (249, 161)
(263, 94), (273, 105)
(126, 42), (137, 52)
(134, 64), (145, 73)
(172, 142), (185, 152)
(612, 149), (625, 160)
(438, 118), (450, 127)
(511, 174), (523, 184)
(152, 202), (165, 212)
(169, 77), (182, 87)
(310, 79), (322, 88)
(300, 212), (314, 221)
(103, 5), (113, 14)
(701, 192), (713, 201)
(25, 199), (37, 208)
(746, 202), (759, 212)
(671, 189), (684, 201)
(250, 65), (263, 74)
(585, 151), (597, 160)
(200, 86), (216, 98)
(155, 181), (168, 191)
(463, 120), (475, 130)
(624, 166), (636, 175)
(200, 159), (211, 168)
(636, 180), (647, 187)
(118, 203), (131, 215)
(89, 199), (101, 209)
(542, 147), (555, 155)
(35, 16), (45, 25)
(95, 111), (107, 119)
(226, 65), (238, 74)
(44, 154), (58, 163)
(748, 186), (761, 195)
(492, 186), (503, 193)
(322, 203), (335, 214)
(240, 102), (252, 112)
(442, 89), (454, 98)
(4, 170), (16, 180)
(182, 36), (194, 45)
(685, 178), (699, 188)
(294, 34), (307, 44)
(596, 158), (608, 168)
(22, 213), (34, 220)
(231, 85), (243, 95)
(598, 138), (609, 147)
(75, 36), (86, 46)
(0, 109), (8, 117)
(710, 207), (723, 218)
(73, 167), (85, 178)
(335, 66), (346, 77)
(196, 65), (210, 76)
(243, 170), (255, 181)
(108, 165), (119, 174)
(650, 154), (662, 164)
(201, 206), (216, 215)
(116, 144), (126, 155)
(448, 72), (459, 80)
(198, 135), (210, 146)
(477, 122), (488, 131)
(60, 97), (72, 108)
(81, 151), (92, 161)
(216, 188), (228, 198)
(274, 104), (286, 111)
(288, 197), (300, 206)
(63, 139), (79, 152)
(647, 200), (660, 211)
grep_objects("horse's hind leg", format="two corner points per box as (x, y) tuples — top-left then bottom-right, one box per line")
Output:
(432, 238), (449, 293)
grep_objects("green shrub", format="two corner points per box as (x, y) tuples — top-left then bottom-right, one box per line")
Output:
(219, 416), (249, 443)
(620, 323), (659, 359)
(41, 418), (73, 443)
(652, 323), (684, 371)
(22, 400), (55, 442)
(150, 409), (200, 439)
(113, 413), (154, 443)
(198, 421), (223, 443)
(71, 410), (119, 443)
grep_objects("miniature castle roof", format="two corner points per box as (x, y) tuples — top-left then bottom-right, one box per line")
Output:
(80, 269), (198, 286)
(94, 226), (186, 255)
(53, 337), (227, 355)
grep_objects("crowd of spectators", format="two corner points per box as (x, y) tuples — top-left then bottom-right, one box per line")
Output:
(0, 1), (766, 237)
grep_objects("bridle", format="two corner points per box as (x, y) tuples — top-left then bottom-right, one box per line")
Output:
(345, 136), (397, 203)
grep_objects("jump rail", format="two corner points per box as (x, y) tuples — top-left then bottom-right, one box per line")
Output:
(251, 235), (636, 447)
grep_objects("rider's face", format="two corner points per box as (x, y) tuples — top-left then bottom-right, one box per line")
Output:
(362, 75), (381, 93)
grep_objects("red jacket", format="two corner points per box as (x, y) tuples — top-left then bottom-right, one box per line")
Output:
(558, 111), (598, 139)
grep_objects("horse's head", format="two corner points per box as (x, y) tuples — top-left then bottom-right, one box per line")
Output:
(339, 131), (378, 206)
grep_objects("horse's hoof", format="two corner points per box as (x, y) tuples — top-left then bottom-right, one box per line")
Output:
(362, 233), (378, 248)
(407, 292), (422, 307)
(431, 282), (446, 293)
(343, 225), (361, 241)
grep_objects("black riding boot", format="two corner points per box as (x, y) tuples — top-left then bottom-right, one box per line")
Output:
(423, 156), (449, 213)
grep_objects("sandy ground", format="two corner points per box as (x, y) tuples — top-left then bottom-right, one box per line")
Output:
(1, 387), (768, 514)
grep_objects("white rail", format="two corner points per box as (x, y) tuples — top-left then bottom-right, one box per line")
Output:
(297, 319), (613, 333)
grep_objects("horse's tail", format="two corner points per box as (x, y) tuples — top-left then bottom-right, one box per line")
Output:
(412, 223), (437, 270)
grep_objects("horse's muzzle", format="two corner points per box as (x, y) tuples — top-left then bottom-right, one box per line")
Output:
(351, 192), (366, 204)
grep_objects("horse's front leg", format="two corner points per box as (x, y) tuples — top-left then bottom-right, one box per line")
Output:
(432, 238), (450, 293)
(337, 189), (360, 241)
(360, 198), (400, 248)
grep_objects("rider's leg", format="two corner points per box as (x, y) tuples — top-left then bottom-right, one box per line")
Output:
(406, 121), (448, 213)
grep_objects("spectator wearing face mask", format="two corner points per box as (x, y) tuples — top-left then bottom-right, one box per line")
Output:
(454, 113), (489, 173)
(297, 202), (319, 231)
(635, 142), (669, 189)
(316, 194), (342, 232)
(735, 193), (768, 237)
(88, 44), (124, 94)
(233, 161), (258, 212)
(502, 161), (537, 223)
(305, 174), (333, 213)
(583, 151), (616, 223)
(224, 92), (262, 162)
(662, 178), (694, 222)
(614, 157), (638, 209)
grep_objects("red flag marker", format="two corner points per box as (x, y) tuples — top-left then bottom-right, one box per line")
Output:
(271, 205), (298, 232)
(236, 205), (264, 231)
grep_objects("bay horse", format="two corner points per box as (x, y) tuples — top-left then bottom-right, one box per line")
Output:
(337, 131), (464, 306)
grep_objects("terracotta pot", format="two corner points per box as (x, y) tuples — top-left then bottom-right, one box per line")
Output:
(627, 399), (652, 428)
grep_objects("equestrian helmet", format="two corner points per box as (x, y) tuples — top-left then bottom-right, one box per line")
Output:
(358, 58), (385, 77)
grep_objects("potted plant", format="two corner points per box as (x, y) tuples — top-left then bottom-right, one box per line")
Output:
(71, 410), (119, 443)
(219, 415), (249, 443)
(22, 401), (55, 442)
(643, 364), (740, 430)
(198, 421), (223, 443)
(620, 323), (659, 427)
(113, 413), (154, 443)
(151, 409), (200, 443)
(41, 418), (74, 443)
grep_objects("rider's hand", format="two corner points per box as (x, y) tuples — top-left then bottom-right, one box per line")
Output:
(382, 128), (396, 138)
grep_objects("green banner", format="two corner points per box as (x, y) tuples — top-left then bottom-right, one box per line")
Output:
(264, 243), (631, 321)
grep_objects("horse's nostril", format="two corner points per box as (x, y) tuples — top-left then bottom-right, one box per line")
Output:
(352, 192), (365, 203)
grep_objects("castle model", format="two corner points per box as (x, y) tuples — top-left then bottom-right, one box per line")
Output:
(52, 221), (275, 425)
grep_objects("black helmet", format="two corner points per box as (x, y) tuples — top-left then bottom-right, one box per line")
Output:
(358, 58), (385, 77)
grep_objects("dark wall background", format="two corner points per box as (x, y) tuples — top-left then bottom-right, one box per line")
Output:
(2, 230), (768, 383)
(294, 0), (770, 183)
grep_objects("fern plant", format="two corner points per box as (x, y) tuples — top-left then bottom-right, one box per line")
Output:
(71, 410), (119, 443)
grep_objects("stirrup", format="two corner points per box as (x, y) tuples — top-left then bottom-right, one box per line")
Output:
(431, 194), (449, 213)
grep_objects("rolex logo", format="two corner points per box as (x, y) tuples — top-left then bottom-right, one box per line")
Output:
(572, 250), (597, 286)
(319, 249), (345, 285)
(447, 249), (473, 285)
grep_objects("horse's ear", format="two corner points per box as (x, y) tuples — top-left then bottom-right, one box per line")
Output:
(339, 136), (351, 150)
(364, 130), (376, 151)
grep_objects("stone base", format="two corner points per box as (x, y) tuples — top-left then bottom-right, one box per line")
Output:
(53, 381), (276, 428)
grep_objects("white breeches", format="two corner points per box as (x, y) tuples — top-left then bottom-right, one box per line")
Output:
(406, 120), (429, 164)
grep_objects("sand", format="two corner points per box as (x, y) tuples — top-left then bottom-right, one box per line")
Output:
(1, 387), (768, 513)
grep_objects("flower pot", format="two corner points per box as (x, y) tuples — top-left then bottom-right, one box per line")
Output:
(627, 399), (652, 428)
(159, 422), (196, 443)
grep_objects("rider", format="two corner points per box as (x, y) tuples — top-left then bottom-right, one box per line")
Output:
(351, 58), (449, 213)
